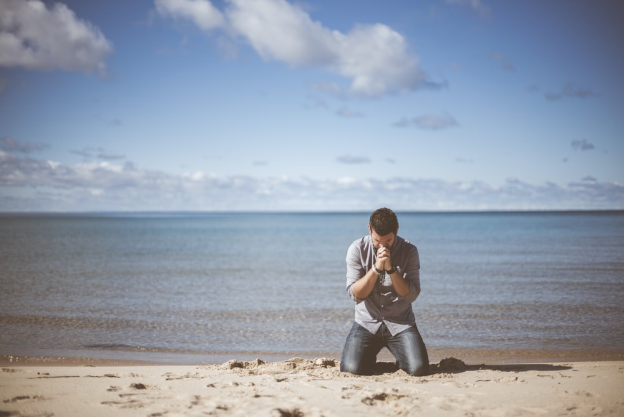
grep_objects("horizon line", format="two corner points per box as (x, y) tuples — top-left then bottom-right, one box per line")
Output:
(1, 209), (623, 216)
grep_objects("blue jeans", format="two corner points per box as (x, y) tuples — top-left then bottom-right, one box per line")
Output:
(340, 322), (429, 376)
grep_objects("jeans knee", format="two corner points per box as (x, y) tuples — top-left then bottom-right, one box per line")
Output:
(404, 362), (429, 377)
(340, 359), (366, 375)
(340, 362), (358, 375)
(339, 361), (355, 374)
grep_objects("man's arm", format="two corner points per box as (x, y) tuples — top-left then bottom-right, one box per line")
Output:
(388, 269), (411, 297)
(378, 245), (411, 297)
(350, 268), (379, 300)
(395, 245), (421, 303)
(345, 240), (380, 302)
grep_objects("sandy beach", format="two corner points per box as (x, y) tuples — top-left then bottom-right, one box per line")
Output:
(2, 356), (623, 417)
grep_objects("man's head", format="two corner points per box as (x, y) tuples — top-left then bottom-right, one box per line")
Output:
(368, 207), (399, 249)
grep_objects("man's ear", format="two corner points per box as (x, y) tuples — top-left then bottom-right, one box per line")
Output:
(368, 224), (372, 234)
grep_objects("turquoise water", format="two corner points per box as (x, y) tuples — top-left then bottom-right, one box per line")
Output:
(1, 211), (623, 363)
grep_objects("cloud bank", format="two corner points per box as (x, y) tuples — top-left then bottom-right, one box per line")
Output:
(0, 0), (113, 75)
(1, 150), (622, 212)
(156, 0), (433, 97)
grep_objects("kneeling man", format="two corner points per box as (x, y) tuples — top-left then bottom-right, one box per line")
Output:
(340, 208), (429, 376)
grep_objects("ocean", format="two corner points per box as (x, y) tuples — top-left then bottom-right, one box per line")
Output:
(1, 211), (623, 364)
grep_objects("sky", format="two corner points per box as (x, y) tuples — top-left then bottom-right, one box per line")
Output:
(1, 0), (623, 212)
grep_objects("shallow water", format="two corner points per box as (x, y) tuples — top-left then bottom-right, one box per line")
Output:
(1, 211), (623, 363)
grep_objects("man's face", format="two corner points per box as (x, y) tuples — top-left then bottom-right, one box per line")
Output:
(368, 225), (396, 250)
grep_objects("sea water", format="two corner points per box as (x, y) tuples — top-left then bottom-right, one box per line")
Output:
(1, 211), (623, 363)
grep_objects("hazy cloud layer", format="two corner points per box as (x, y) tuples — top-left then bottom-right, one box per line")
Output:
(0, 136), (48, 153)
(156, 0), (434, 97)
(1, 152), (622, 211)
(70, 147), (125, 161)
(0, 0), (113, 75)
(394, 113), (459, 130)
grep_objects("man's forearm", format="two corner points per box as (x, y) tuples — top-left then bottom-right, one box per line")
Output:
(350, 269), (379, 300)
(388, 271), (410, 296)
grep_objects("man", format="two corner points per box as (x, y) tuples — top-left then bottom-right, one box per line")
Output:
(340, 208), (429, 376)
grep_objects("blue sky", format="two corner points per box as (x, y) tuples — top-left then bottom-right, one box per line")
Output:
(1, 0), (623, 211)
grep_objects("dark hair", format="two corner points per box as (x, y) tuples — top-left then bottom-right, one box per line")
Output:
(369, 207), (399, 236)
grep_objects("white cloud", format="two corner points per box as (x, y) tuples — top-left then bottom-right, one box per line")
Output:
(336, 23), (428, 97)
(0, 0), (113, 75)
(155, 0), (225, 30)
(226, 0), (337, 66)
(156, 0), (434, 97)
(1, 152), (623, 211)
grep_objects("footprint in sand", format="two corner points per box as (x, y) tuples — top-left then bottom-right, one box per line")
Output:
(101, 382), (153, 409)
(100, 398), (145, 409)
(361, 392), (407, 406)
(3, 395), (45, 403)
(443, 381), (475, 388)
(163, 372), (206, 381)
(574, 390), (601, 398)
(272, 407), (304, 417)
(494, 376), (525, 384)
(428, 394), (475, 413)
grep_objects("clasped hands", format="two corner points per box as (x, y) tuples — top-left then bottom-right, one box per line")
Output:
(375, 246), (392, 272)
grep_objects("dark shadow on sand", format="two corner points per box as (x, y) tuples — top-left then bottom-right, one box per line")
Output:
(371, 357), (573, 375)
(469, 363), (573, 373)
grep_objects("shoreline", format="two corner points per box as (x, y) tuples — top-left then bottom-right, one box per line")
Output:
(3, 345), (623, 367)
(2, 357), (623, 416)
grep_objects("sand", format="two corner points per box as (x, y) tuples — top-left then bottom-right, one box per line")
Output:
(1, 357), (623, 416)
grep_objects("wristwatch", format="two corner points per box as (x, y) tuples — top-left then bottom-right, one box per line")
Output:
(385, 266), (397, 274)
(372, 264), (383, 274)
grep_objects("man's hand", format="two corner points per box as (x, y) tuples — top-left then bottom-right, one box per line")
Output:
(376, 246), (392, 270)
